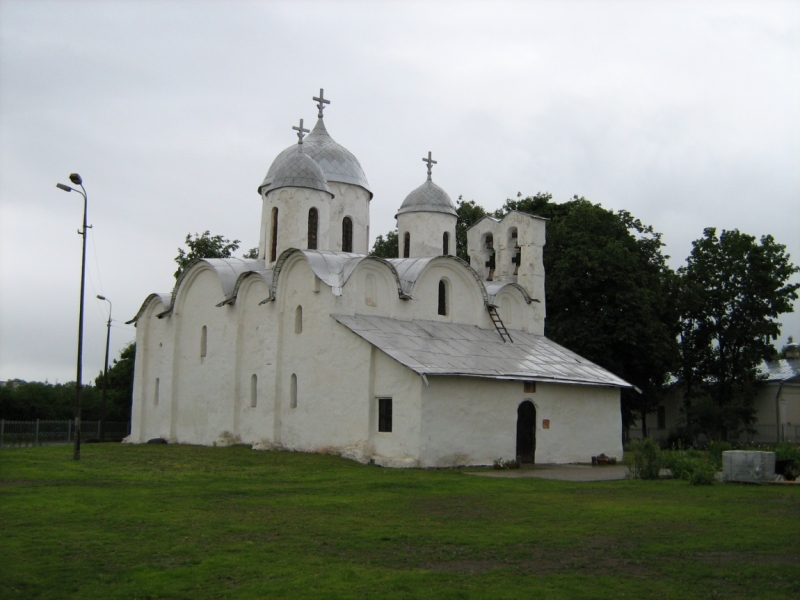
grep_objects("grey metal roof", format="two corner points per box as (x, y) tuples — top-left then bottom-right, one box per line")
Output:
(761, 358), (800, 383)
(396, 178), (457, 217)
(332, 314), (632, 388)
(484, 281), (535, 305)
(268, 146), (332, 195)
(259, 118), (371, 197)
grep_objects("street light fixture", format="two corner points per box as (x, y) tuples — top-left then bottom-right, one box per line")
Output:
(56, 174), (88, 460)
(97, 295), (112, 442)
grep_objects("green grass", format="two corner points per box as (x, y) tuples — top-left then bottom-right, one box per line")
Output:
(2, 445), (799, 599)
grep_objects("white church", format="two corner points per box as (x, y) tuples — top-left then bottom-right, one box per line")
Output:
(127, 90), (630, 467)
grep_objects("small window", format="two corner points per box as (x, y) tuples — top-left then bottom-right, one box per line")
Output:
(295, 305), (303, 334)
(524, 381), (536, 394)
(290, 373), (298, 408)
(308, 208), (318, 250)
(438, 279), (447, 316)
(403, 232), (410, 258)
(200, 325), (207, 357)
(657, 406), (666, 430)
(443, 231), (450, 256)
(250, 374), (258, 408)
(270, 207), (279, 262)
(342, 217), (353, 253)
(378, 398), (392, 432)
(154, 378), (160, 406)
(484, 233), (494, 250)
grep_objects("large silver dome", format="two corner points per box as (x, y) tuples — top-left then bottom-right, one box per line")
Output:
(396, 179), (457, 217)
(259, 118), (371, 197)
(268, 146), (332, 196)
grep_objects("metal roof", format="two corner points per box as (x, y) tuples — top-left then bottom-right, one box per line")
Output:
(761, 358), (800, 383)
(267, 146), (332, 195)
(332, 313), (632, 388)
(259, 118), (371, 196)
(396, 178), (457, 217)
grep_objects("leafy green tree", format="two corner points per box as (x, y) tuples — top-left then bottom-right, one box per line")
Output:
(174, 231), (241, 279)
(94, 341), (136, 422)
(370, 230), (398, 259)
(456, 197), (487, 262)
(498, 193), (680, 434)
(677, 228), (799, 440)
(243, 247), (259, 259)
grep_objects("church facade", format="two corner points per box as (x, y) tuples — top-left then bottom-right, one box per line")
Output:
(127, 90), (629, 467)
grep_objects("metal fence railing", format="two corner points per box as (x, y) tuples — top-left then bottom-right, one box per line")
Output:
(627, 423), (800, 445)
(0, 420), (131, 448)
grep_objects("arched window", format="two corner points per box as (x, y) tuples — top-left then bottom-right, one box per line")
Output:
(438, 279), (448, 316)
(484, 233), (495, 281)
(200, 325), (207, 357)
(342, 217), (353, 252)
(290, 373), (298, 408)
(295, 305), (303, 334)
(307, 208), (318, 250)
(154, 378), (160, 406)
(443, 232), (450, 256)
(250, 374), (258, 408)
(270, 207), (279, 262)
(403, 232), (410, 258)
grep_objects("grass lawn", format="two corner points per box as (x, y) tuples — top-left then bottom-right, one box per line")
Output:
(2, 445), (799, 599)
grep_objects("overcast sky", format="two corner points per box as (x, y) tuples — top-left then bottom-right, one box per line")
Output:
(1, 0), (798, 384)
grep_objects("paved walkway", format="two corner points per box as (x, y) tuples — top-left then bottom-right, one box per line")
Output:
(466, 464), (628, 482)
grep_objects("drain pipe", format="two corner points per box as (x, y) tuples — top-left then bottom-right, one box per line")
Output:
(775, 382), (784, 443)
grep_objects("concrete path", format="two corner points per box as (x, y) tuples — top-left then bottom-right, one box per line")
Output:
(466, 464), (628, 482)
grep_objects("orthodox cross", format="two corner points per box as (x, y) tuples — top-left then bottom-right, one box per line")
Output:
(422, 151), (437, 180)
(313, 88), (330, 118)
(293, 118), (310, 145)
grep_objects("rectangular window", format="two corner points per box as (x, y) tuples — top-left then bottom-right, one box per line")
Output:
(378, 398), (392, 432)
(524, 381), (536, 393)
(657, 406), (666, 430)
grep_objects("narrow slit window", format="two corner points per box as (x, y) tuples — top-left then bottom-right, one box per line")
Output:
(378, 398), (392, 432)
(342, 217), (353, 252)
(307, 208), (318, 250)
(403, 232), (410, 258)
(200, 325), (207, 357)
(290, 374), (298, 408)
(443, 231), (449, 256)
(250, 374), (258, 408)
(270, 207), (279, 262)
(438, 280), (447, 316)
(295, 305), (303, 334)
(154, 378), (160, 406)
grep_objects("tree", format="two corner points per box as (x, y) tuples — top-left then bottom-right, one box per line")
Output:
(677, 228), (799, 441)
(370, 230), (398, 259)
(174, 231), (241, 279)
(497, 194), (680, 434)
(243, 247), (259, 259)
(94, 341), (136, 422)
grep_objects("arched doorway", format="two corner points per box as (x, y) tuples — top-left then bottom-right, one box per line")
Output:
(516, 400), (536, 463)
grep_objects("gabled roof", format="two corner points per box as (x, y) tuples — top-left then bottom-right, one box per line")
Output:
(761, 358), (800, 383)
(332, 313), (632, 388)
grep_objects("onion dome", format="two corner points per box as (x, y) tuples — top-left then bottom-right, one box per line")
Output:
(265, 118), (332, 196)
(258, 89), (371, 197)
(396, 151), (457, 217)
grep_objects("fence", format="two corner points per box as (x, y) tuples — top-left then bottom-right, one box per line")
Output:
(0, 420), (131, 448)
(628, 423), (800, 445)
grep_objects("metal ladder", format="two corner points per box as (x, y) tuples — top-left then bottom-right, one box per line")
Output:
(487, 306), (513, 343)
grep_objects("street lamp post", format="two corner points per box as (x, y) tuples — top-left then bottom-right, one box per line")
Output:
(97, 295), (112, 442)
(56, 173), (88, 460)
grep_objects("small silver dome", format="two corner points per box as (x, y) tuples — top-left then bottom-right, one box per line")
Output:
(396, 179), (457, 217)
(259, 118), (371, 197)
(267, 146), (332, 196)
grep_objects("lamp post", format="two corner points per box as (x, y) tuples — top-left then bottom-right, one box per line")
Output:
(56, 173), (88, 460)
(97, 295), (112, 442)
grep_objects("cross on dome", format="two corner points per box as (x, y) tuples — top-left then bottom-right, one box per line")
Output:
(293, 118), (310, 145)
(422, 151), (437, 180)
(313, 88), (330, 119)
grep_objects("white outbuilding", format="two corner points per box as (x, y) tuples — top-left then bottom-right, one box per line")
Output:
(127, 90), (630, 467)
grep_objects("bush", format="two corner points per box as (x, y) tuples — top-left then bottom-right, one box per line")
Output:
(708, 441), (732, 469)
(774, 442), (800, 463)
(689, 460), (717, 486)
(626, 438), (661, 479)
(660, 449), (717, 485)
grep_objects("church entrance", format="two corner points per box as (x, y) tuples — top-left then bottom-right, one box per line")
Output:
(516, 400), (536, 463)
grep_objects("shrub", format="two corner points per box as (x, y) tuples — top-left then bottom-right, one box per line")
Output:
(689, 460), (717, 486)
(626, 438), (661, 479)
(708, 441), (732, 469)
(774, 442), (800, 463)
